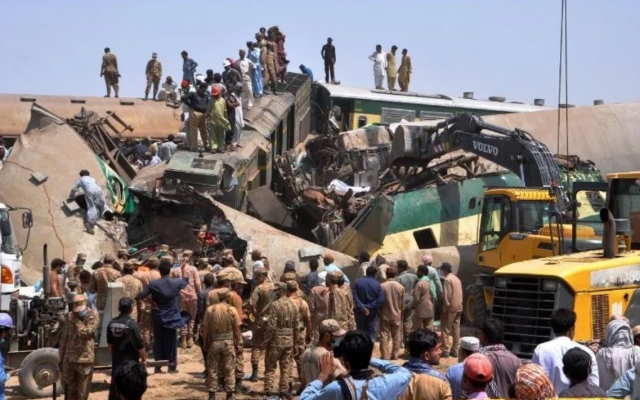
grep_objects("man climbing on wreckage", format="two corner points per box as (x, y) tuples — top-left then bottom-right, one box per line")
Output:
(69, 169), (110, 235)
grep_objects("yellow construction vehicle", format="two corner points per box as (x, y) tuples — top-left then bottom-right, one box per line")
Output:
(465, 182), (607, 326)
(489, 171), (640, 358)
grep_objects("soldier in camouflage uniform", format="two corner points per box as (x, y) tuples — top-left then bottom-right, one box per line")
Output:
(135, 257), (161, 349)
(285, 280), (311, 392)
(67, 252), (88, 282)
(116, 262), (143, 320)
(264, 282), (299, 398)
(327, 271), (356, 331)
(88, 254), (121, 340)
(260, 42), (278, 94)
(201, 288), (242, 400)
(248, 267), (274, 382)
(59, 294), (99, 400)
(145, 52), (163, 100)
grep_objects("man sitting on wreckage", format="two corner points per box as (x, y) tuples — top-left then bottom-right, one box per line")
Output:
(69, 169), (111, 235)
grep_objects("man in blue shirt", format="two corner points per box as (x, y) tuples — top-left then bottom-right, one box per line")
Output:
(352, 266), (384, 342)
(446, 336), (480, 400)
(137, 260), (189, 373)
(322, 254), (350, 285)
(0, 314), (17, 400)
(300, 330), (412, 400)
(607, 366), (635, 398)
(300, 64), (313, 81)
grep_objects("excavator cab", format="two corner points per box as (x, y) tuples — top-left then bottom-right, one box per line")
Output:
(606, 172), (640, 249)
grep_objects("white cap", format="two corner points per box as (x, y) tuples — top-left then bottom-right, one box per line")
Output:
(223, 60), (231, 67)
(460, 336), (480, 352)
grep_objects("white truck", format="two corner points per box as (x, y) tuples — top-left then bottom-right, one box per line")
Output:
(0, 203), (33, 311)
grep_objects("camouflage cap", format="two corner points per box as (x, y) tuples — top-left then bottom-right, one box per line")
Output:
(217, 267), (246, 284)
(103, 254), (115, 264)
(72, 294), (87, 312)
(183, 249), (193, 256)
(160, 244), (170, 251)
(327, 270), (344, 279)
(271, 282), (287, 291)
(117, 249), (129, 256)
(77, 253), (87, 260)
(215, 287), (231, 299)
(286, 280), (298, 291)
(319, 319), (346, 336)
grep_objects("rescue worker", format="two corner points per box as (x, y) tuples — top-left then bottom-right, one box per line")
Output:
(135, 256), (161, 352)
(107, 297), (146, 400)
(88, 254), (121, 339)
(386, 45), (398, 91)
(222, 59), (243, 89)
(299, 319), (347, 389)
(101, 47), (120, 98)
(49, 258), (66, 298)
(145, 52), (162, 100)
(237, 49), (255, 109)
(327, 270), (352, 331)
(308, 271), (329, 343)
(196, 273), (216, 374)
(182, 82), (209, 151)
(261, 42), (278, 94)
(247, 41), (263, 98)
(380, 266), (404, 360)
(248, 267), (273, 382)
(170, 249), (202, 349)
(59, 294), (99, 400)
(286, 280), (312, 393)
(201, 288), (242, 400)
(439, 262), (463, 358)
(67, 252), (88, 281)
(215, 267), (248, 391)
(412, 264), (435, 330)
(137, 260), (189, 374)
(398, 48), (412, 92)
(321, 37), (336, 84)
(116, 262), (143, 320)
(0, 314), (18, 399)
(264, 282), (299, 398)
(69, 169), (109, 235)
(181, 50), (198, 85)
(369, 44), (387, 90)
(207, 84), (230, 152)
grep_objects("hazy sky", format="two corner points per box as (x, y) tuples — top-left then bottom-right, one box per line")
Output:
(1, 0), (637, 106)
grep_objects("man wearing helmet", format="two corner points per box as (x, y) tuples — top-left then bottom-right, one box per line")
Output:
(0, 313), (18, 399)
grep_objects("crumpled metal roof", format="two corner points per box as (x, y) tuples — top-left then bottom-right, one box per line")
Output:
(0, 104), (126, 284)
(339, 125), (391, 150)
(244, 93), (295, 139)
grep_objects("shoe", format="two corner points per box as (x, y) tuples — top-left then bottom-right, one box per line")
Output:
(449, 350), (458, 358)
(154, 367), (164, 374)
(168, 369), (179, 374)
(248, 365), (259, 382)
(441, 352), (450, 358)
(235, 381), (249, 393)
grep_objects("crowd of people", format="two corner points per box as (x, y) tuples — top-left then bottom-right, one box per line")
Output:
(4, 244), (640, 400)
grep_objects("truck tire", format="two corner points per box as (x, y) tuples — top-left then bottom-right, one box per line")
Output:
(465, 284), (488, 328)
(19, 347), (64, 398)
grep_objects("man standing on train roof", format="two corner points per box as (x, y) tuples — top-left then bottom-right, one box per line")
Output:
(369, 44), (387, 90)
(101, 47), (120, 98)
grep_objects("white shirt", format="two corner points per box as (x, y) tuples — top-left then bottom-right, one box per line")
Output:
(531, 335), (599, 393)
(369, 51), (387, 76)
(145, 155), (161, 166)
(232, 93), (244, 127)
(237, 58), (255, 78)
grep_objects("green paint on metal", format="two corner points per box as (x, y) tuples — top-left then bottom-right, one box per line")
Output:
(95, 156), (136, 214)
(353, 99), (510, 117)
(386, 172), (522, 234)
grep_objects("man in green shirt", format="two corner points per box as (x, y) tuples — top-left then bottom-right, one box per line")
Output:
(207, 85), (230, 152)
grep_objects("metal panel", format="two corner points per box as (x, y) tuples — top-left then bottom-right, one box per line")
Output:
(591, 294), (610, 340)
(420, 110), (454, 120)
(381, 108), (415, 124)
(492, 276), (556, 358)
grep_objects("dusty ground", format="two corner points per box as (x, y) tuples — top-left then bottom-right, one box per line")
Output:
(6, 344), (459, 400)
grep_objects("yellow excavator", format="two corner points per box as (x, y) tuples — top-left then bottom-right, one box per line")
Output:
(490, 171), (640, 358)
(390, 113), (606, 325)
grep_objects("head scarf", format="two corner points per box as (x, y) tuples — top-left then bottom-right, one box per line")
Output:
(604, 319), (634, 349)
(600, 319), (638, 377)
(515, 364), (556, 400)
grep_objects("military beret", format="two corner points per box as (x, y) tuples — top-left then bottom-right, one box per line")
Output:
(286, 280), (298, 291)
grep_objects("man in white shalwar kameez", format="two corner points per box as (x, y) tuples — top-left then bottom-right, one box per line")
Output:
(369, 44), (387, 90)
